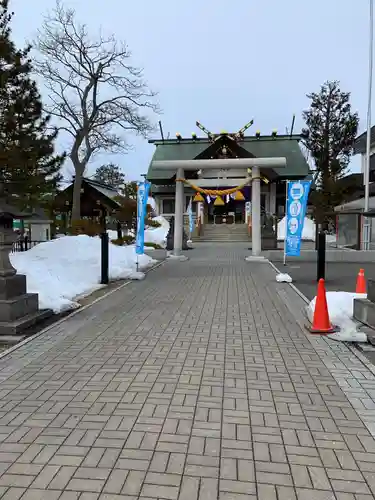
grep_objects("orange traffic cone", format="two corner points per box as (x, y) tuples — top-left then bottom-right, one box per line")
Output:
(356, 268), (367, 294)
(309, 279), (336, 334)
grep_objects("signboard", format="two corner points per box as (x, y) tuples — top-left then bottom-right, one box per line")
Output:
(135, 181), (151, 255)
(285, 180), (311, 257)
(245, 201), (252, 215)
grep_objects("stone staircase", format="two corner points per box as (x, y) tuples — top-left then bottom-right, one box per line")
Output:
(196, 223), (249, 242)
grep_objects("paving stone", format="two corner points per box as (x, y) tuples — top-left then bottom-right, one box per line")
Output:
(308, 466), (332, 490)
(1, 488), (26, 500)
(296, 489), (336, 500)
(102, 469), (128, 494)
(21, 489), (62, 500)
(122, 470), (146, 496)
(219, 479), (256, 495)
(257, 484), (277, 500)
(140, 483), (179, 499)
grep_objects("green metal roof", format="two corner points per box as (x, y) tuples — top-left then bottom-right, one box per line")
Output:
(147, 134), (310, 182)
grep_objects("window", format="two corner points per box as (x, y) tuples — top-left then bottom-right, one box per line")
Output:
(162, 197), (196, 214)
(162, 199), (175, 214)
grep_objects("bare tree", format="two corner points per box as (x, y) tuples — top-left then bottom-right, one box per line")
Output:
(33, 0), (159, 220)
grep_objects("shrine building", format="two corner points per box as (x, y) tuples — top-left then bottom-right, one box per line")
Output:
(146, 122), (311, 256)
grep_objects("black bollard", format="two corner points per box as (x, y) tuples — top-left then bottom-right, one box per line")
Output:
(316, 231), (326, 282)
(100, 232), (109, 284)
(116, 221), (122, 240)
(315, 222), (319, 250)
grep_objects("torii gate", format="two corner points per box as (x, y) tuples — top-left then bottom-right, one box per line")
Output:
(152, 157), (286, 258)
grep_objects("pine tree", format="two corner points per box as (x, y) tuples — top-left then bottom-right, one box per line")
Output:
(94, 163), (125, 189)
(0, 0), (65, 210)
(302, 81), (359, 223)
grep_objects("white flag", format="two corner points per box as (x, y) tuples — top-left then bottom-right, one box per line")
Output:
(206, 195), (211, 204)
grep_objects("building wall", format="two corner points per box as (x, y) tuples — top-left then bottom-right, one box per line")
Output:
(29, 223), (51, 242)
(156, 194), (196, 217)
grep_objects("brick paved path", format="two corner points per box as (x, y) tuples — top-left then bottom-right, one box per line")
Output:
(0, 245), (374, 498)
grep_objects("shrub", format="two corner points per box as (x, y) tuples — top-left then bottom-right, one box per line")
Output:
(110, 238), (124, 246)
(121, 235), (135, 245)
(144, 242), (162, 249)
(147, 219), (161, 229)
(110, 235), (135, 246)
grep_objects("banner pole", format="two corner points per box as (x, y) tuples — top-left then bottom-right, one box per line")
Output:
(135, 181), (150, 272)
(188, 196), (193, 240)
(283, 180), (288, 266)
(136, 182), (140, 272)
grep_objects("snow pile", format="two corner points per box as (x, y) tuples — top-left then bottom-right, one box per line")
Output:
(144, 216), (169, 248)
(107, 229), (118, 240)
(307, 291), (367, 342)
(277, 216), (315, 241)
(10, 235), (156, 314)
(276, 273), (292, 283)
(277, 216), (336, 243)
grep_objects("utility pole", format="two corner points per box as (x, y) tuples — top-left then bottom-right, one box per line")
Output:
(364, 0), (374, 249)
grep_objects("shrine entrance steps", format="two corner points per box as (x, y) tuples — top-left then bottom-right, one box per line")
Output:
(196, 223), (249, 242)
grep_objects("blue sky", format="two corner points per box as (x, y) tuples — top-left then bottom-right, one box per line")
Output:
(11, 0), (371, 179)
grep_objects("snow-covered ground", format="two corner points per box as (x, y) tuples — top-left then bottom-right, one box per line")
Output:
(307, 291), (367, 342)
(277, 216), (336, 243)
(10, 235), (157, 314)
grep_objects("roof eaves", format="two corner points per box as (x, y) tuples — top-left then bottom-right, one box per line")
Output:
(354, 126), (375, 154)
(148, 134), (302, 146)
(355, 125), (375, 143)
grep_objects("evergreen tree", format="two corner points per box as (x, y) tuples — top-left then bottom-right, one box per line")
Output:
(302, 81), (359, 223)
(94, 163), (125, 189)
(120, 180), (137, 199)
(0, 0), (65, 210)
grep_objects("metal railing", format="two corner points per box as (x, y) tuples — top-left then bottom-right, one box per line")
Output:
(11, 237), (47, 253)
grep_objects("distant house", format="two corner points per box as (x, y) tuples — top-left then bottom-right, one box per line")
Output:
(335, 128), (375, 211)
(54, 177), (122, 220)
(354, 126), (375, 181)
(13, 207), (53, 242)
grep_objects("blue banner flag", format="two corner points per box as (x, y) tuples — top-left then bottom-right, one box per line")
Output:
(285, 180), (311, 257)
(136, 181), (151, 255)
(187, 198), (194, 235)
